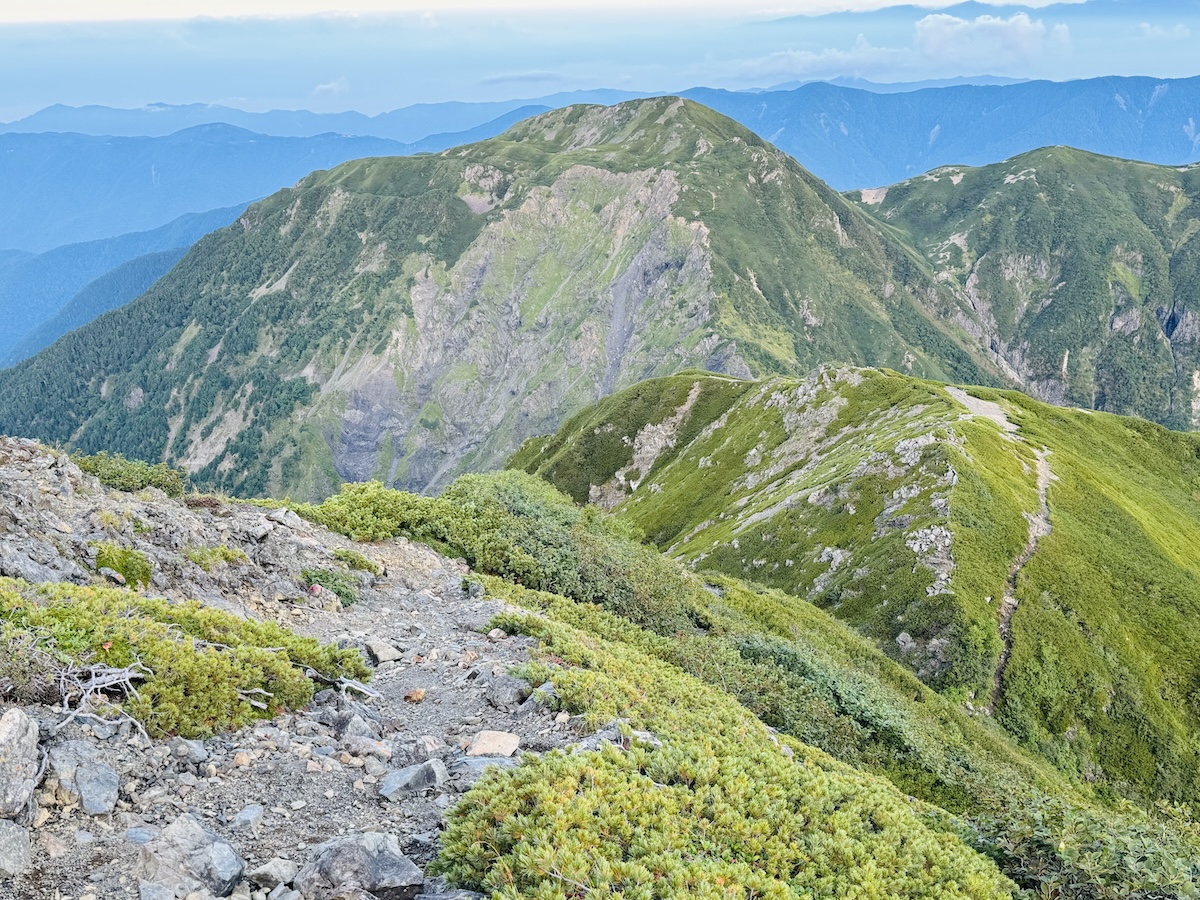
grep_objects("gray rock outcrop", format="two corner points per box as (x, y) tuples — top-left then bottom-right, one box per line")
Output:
(294, 832), (423, 900)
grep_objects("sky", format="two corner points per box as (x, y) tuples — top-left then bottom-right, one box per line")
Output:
(0, 0), (1197, 120)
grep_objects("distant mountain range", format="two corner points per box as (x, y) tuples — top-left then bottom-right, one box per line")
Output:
(7, 76), (1200, 193)
(0, 206), (245, 365)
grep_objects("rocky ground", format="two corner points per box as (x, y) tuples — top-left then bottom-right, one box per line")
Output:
(0, 438), (595, 899)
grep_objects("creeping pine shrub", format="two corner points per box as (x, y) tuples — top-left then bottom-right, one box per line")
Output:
(0, 578), (369, 737)
(74, 450), (187, 498)
(186, 545), (248, 573)
(92, 541), (152, 589)
(484, 577), (1200, 900)
(433, 607), (1016, 900)
(333, 548), (382, 576)
(295, 472), (705, 635)
(301, 568), (357, 607)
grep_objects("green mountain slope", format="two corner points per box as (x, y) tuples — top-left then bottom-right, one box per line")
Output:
(512, 366), (1200, 807)
(281, 466), (1200, 897)
(0, 98), (992, 499)
(850, 147), (1200, 429)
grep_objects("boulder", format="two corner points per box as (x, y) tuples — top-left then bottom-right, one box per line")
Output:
(464, 731), (519, 757)
(248, 857), (300, 889)
(139, 812), (245, 898)
(379, 760), (448, 801)
(0, 820), (31, 876)
(0, 708), (40, 820)
(484, 676), (531, 712)
(47, 740), (119, 815)
(294, 832), (423, 900)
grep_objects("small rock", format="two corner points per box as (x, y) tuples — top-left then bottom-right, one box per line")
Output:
(230, 803), (264, 833)
(342, 737), (391, 761)
(365, 639), (403, 665)
(0, 820), (32, 876)
(248, 857), (300, 890)
(100, 566), (127, 585)
(265, 508), (306, 530)
(0, 708), (40, 820)
(169, 737), (210, 765)
(485, 675), (532, 712)
(139, 812), (245, 898)
(485, 628), (507, 642)
(294, 832), (423, 900)
(379, 760), (448, 801)
(464, 731), (519, 757)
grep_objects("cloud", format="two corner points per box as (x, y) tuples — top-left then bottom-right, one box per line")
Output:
(740, 11), (1070, 82)
(1140, 22), (1191, 40)
(479, 70), (564, 86)
(313, 76), (350, 95)
(742, 34), (909, 80)
(914, 13), (1068, 67)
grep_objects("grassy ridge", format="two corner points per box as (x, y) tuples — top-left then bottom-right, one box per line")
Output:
(513, 367), (1200, 812)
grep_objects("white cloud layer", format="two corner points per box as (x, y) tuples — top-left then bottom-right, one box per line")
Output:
(742, 11), (1071, 81)
(915, 13), (1069, 66)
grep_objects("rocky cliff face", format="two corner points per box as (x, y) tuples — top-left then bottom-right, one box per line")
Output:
(0, 98), (989, 500)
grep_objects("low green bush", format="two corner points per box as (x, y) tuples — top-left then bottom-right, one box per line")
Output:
(75, 450), (187, 498)
(293, 471), (706, 635)
(186, 544), (248, 573)
(301, 568), (357, 607)
(332, 547), (382, 576)
(434, 606), (1016, 899)
(0, 578), (369, 737)
(92, 541), (152, 589)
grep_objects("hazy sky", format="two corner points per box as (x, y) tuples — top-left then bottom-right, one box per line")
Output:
(0, 0), (1196, 120)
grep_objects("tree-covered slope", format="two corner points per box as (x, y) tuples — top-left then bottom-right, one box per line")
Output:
(513, 366), (1200, 807)
(850, 147), (1200, 429)
(0, 98), (992, 499)
(0, 205), (244, 365)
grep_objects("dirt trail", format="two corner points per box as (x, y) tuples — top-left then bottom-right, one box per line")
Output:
(983, 447), (1053, 715)
(945, 387), (1054, 716)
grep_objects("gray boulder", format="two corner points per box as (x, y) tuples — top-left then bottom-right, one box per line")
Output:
(0, 708), (40, 820)
(294, 832), (423, 900)
(0, 820), (31, 877)
(248, 856), (299, 889)
(139, 812), (245, 897)
(484, 675), (532, 712)
(48, 740), (120, 815)
(379, 760), (448, 801)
